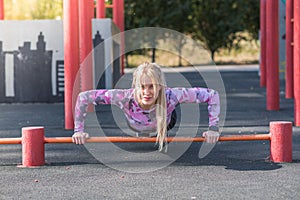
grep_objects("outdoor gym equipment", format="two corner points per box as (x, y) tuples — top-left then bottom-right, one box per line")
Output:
(0, 121), (293, 167)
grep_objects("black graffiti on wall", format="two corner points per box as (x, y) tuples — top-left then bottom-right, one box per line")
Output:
(93, 30), (120, 89)
(0, 32), (55, 103)
(15, 33), (53, 102)
(0, 30), (109, 103)
(93, 30), (105, 89)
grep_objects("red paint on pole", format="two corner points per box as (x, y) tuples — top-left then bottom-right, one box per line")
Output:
(113, 0), (125, 74)
(79, 0), (94, 92)
(266, 0), (280, 110)
(0, 0), (4, 20)
(270, 121), (293, 163)
(294, 0), (300, 126)
(96, 0), (106, 18)
(286, 0), (294, 99)
(21, 127), (45, 167)
(260, 0), (266, 87)
(113, 0), (124, 33)
(63, 0), (80, 130)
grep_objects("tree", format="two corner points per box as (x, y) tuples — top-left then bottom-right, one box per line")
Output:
(4, 0), (63, 20)
(157, 0), (194, 66)
(241, 0), (260, 40)
(125, 0), (194, 65)
(191, 0), (250, 61)
(4, 0), (36, 20)
(31, 0), (63, 20)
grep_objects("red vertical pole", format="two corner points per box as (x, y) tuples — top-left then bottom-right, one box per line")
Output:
(63, 0), (80, 130)
(270, 121), (293, 163)
(113, 0), (125, 74)
(294, 0), (300, 126)
(96, 0), (106, 18)
(266, 0), (280, 110)
(260, 0), (267, 87)
(286, 0), (294, 99)
(79, 0), (94, 92)
(113, 0), (124, 32)
(0, 0), (4, 20)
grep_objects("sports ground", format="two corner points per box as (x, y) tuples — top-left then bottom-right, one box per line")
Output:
(0, 65), (299, 199)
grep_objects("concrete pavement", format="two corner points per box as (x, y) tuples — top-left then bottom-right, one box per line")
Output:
(0, 65), (299, 199)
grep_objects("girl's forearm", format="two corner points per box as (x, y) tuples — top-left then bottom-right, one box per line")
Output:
(74, 91), (91, 133)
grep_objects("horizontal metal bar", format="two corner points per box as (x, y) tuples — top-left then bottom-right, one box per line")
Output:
(44, 134), (271, 144)
(0, 138), (22, 144)
(0, 134), (271, 145)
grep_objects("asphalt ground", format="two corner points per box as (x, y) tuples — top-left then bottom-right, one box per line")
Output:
(0, 65), (299, 199)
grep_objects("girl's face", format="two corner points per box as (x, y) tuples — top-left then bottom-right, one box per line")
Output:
(139, 75), (160, 110)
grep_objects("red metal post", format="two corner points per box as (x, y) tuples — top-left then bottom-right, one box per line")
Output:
(0, 0), (4, 20)
(96, 0), (106, 18)
(260, 0), (267, 87)
(266, 0), (280, 110)
(79, 0), (94, 92)
(294, 0), (300, 126)
(63, 0), (80, 130)
(113, 0), (125, 74)
(270, 121), (293, 162)
(113, 0), (124, 32)
(21, 127), (45, 167)
(286, 0), (294, 99)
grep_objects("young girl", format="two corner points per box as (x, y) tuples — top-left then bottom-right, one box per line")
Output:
(72, 62), (220, 151)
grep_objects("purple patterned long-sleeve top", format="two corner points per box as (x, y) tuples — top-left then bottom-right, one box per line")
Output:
(74, 88), (220, 133)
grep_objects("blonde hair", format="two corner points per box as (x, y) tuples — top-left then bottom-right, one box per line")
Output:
(132, 62), (167, 151)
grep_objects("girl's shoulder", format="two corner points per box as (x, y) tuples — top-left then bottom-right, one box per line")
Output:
(165, 87), (186, 95)
(165, 87), (173, 95)
(110, 88), (134, 94)
(165, 87), (179, 99)
(112, 88), (134, 98)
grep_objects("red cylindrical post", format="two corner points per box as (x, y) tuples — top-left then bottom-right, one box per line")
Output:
(0, 0), (4, 20)
(96, 0), (106, 18)
(270, 121), (293, 163)
(294, 0), (300, 125)
(63, 0), (80, 130)
(113, 0), (124, 32)
(79, 0), (94, 92)
(266, 0), (280, 110)
(21, 127), (45, 167)
(113, 0), (125, 74)
(260, 0), (266, 87)
(286, 0), (294, 99)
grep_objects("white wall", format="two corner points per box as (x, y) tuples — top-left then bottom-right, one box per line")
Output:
(0, 19), (118, 101)
(0, 20), (64, 96)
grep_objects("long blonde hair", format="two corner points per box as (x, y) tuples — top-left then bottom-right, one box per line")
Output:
(132, 62), (167, 151)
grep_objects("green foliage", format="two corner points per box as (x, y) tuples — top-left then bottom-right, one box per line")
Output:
(4, 0), (35, 20)
(125, 0), (259, 61)
(191, 0), (259, 60)
(124, 0), (195, 65)
(30, 0), (63, 19)
(4, 0), (259, 62)
(4, 0), (63, 20)
(125, 0), (194, 32)
(240, 0), (260, 40)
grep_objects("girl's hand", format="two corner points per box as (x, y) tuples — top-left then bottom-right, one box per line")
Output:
(202, 130), (220, 143)
(72, 132), (90, 144)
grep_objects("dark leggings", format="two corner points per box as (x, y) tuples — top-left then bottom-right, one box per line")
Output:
(167, 110), (177, 131)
